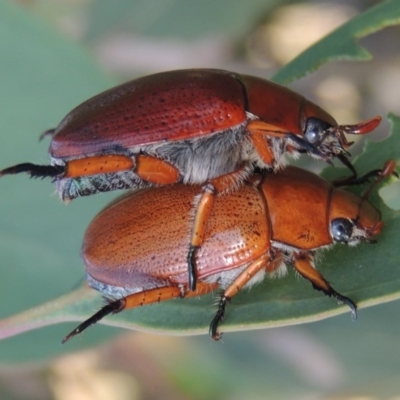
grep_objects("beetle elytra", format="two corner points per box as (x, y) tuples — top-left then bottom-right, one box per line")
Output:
(0, 69), (382, 290)
(62, 160), (395, 343)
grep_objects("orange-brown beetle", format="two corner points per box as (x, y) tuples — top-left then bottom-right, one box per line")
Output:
(0, 69), (381, 290)
(62, 160), (395, 343)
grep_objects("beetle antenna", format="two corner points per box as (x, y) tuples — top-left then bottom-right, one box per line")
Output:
(333, 154), (358, 187)
(0, 163), (65, 179)
(336, 116), (382, 141)
(62, 298), (124, 344)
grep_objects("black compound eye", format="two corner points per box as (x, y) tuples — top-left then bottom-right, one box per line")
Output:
(304, 118), (332, 145)
(330, 218), (354, 243)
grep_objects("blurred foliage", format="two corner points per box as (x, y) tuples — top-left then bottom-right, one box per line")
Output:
(272, 0), (400, 84)
(84, 0), (281, 42)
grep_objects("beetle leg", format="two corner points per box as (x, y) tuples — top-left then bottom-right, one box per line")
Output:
(64, 154), (180, 184)
(209, 252), (270, 340)
(209, 296), (229, 341)
(188, 166), (249, 291)
(246, 120), (277, 165)
(188, 184), (216, 291)
(292, 253), (357, 320)
(331, 153), (358, 186)
(334, 159), (398, 189)
(331, 152), (388, 187)
(0, 154), (135, 181)
(134, 154), (180, 184)
(247, 120), (288, 138)
(62, 297), (125, 344)
(247, 120), (331, 164)
(326, 152), (395, 188)
(64, 155), (134, 178)
(62, 282), (218, 343)
(285, 133), (332, 163)
(63, 154), (180, 184)
(360, 159), (398, 199)
(0, 163), (64, 179)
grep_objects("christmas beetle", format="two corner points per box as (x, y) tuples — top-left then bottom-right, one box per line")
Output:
(62, 160), (395, 343)
(0, 69), (382, 290)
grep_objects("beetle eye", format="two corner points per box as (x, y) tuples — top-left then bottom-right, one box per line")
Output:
(305, 118), (331, 145)
(330, 218), (354, 243)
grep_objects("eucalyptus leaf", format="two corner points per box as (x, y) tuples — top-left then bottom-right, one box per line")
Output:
(0, 1), (399, 363)
(1, 116), (398, 359)
(272, 0), (400, 84)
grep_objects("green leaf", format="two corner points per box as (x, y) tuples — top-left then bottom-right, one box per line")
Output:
(0, 1), (400, 363)
(1, 117), (399, 362)
(272, 0), (400, 84)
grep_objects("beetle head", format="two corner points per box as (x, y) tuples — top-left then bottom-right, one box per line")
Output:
(303, 115), (382, 159)
(329, 193), (383, 246)
(329, 159), (396, 245)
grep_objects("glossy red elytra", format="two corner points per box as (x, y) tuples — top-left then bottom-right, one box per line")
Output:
(0, 69), (382, 290)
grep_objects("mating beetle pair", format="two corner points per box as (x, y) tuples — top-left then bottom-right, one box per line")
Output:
(61, 161), (395, 342)
(0, 69), (382, 293)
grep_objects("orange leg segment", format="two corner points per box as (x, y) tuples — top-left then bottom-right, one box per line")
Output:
(124, 281), (218, 309)
(65, 153), (180, 185)
(210, 252), (270, 340)
(247, 119), (331, 163)
(135, 154), (180, 184)
(62, 282), (218, 344)
(247, 120), (288, 138)
(246, 120), (283, 166)
(292, 253), (357, 319)
(65, 154), (134, 178)
(187, 166), (249, 291)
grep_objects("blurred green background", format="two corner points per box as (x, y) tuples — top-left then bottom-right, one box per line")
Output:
(0, 0), (400, 399)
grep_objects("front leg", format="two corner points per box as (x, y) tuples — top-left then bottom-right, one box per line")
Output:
(247, 120), (330, 165)
(292, 252), (357, 320)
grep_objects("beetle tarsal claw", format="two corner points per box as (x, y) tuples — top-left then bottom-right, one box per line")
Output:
(332, 291), (358, 320)
(209, 296), (229, 340)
